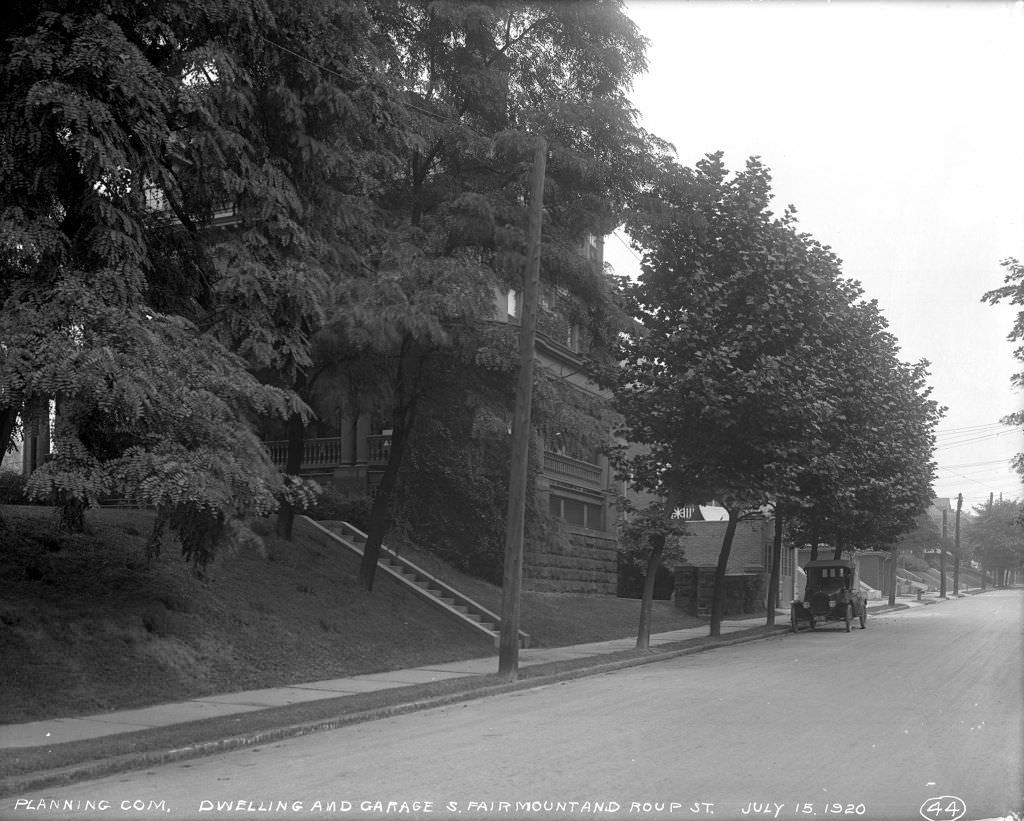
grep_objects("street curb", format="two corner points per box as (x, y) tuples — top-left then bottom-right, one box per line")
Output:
(0, 626), (788, 797)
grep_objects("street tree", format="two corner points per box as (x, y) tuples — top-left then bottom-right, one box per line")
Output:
(615, 498), (688, 648)
(964, 499), (1023, 587)
(350, 0), (665, 589)
(615, 154), (859, 638)
(616, 152), (941, 636)
(786, 295), (942, 559)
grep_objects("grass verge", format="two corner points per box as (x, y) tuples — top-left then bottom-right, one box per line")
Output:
(0, 625), (789, 797)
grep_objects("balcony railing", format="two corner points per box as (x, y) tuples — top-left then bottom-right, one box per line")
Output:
(266, 437), (343, 470)
(265, 434), (392, 471)
(367, 434), (391, 466)
(265, 438), (599, 485)
(543, 451), (602, 488)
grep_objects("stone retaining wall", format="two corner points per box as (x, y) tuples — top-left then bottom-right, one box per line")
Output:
(524, 530), (618, 594)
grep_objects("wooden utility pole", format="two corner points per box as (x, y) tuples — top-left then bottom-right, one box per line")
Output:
(888, 544), (898, 607)
(953, 492), (962, 595)
(766, 509), (784, 628)
(981, 492), (994, 590)
(940, 507), (948, 598)
(498, 137), (547, 681)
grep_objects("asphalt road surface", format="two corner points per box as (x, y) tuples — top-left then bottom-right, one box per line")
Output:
(4, 589), (1021, 821)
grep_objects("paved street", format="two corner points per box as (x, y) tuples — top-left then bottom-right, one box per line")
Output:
(3, 590), (1020, 821)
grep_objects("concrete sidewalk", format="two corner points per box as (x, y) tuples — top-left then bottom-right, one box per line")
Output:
(0, 615), (785, 751)
(0, 592), (961, 752)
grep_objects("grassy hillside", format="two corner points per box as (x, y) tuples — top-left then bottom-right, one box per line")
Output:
(0, 506), (701, 725)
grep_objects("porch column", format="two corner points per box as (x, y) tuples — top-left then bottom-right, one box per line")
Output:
(341, 414), (358, 466)
(355, 414), (371, 465)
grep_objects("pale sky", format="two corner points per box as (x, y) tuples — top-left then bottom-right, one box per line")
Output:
(603, 0), (1024, 509)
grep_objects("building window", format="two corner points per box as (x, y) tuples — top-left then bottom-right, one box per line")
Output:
(507, 289), (518, 318)
(545, 428), (600, 465)
(549, 494), (605, 530)
(565, 323), (579, 351)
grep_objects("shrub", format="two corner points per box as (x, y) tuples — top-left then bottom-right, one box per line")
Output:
(305, 486), (372, 530)
(0, 470), (28, 504)
(616, 552), (675, 599)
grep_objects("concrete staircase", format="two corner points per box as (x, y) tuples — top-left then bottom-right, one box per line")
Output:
(301, 516), (530, 649)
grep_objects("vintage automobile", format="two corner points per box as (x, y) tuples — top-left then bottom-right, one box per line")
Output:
(791, 558), (867, 633)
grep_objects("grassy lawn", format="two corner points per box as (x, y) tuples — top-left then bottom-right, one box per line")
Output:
(0, 506), (701, 725)
(320, 520), (704, 647)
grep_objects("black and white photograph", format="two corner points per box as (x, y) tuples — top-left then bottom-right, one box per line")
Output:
(1, 1), (1021, 820)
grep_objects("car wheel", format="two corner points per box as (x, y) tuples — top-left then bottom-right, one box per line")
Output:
(844, 603), (853, 632)
(859, 603), (867, 629)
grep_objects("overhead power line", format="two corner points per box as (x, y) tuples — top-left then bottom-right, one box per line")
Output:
(939, 458), (1017, 469)
(936, 422), (1007, 435)
(612, 230), (643, 264)
(934, 430), (1018, 451)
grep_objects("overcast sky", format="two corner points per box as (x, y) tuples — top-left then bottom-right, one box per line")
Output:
(602, 0), (1024, 509)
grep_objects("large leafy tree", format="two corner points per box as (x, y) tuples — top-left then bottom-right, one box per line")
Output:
(147, 0), (404, 540)
(0, 0), (396, 561)
(615, 154), (848, 638)
(615, 153), (940, 638)
(347, 0), (665, 589)
(964, 499), (1023, 586)
(0, 0), (303, 555)
(786, 295), (942, 558)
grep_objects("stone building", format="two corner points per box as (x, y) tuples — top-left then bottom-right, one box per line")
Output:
(267, 235), (622, 594)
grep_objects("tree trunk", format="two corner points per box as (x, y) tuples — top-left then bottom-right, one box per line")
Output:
(275, 411), (307, 539)
(766, 509), (784, 627)
(953, 493), (962, 594)
(636, 534), (665, 650)
(709, 508), (740, 638)
(0, 406), (18, 526)
(358, 421), (410, 591)
(358, 340), (422, 591)
(888, 547), (897, 607)
(939, 509), (947, 598)
(809, 520), (819, 562)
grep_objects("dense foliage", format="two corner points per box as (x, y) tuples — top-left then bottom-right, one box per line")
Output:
(614, 154), (941, 637)
(2, 0), (948, 600)
(964, 499), (1023, 585)
(1, 1), (662, 573)
(338, 0), (665, 587)
(0, 0), (312, 558)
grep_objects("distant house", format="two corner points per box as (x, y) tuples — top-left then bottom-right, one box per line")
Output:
(670, 509), (783, 617)
(923, 497), (953, 554)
